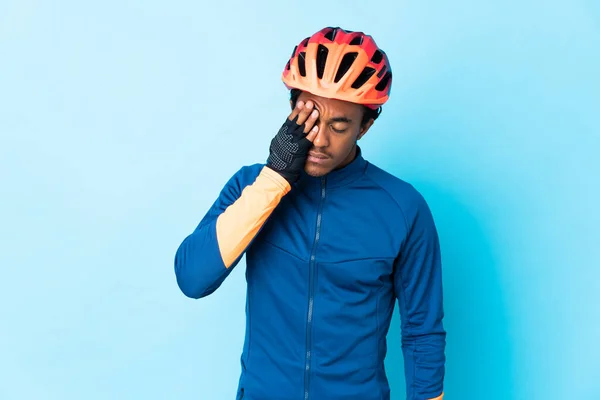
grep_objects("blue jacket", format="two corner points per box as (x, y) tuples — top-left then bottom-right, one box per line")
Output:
(174, 147), (446, 400)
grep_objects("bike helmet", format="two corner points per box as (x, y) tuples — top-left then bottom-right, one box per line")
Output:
(282, 26), (392, 110)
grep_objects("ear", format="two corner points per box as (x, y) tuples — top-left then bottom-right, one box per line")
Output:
(357, 118), (375, 140)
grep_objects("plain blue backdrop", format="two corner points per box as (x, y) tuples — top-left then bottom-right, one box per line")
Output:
(1, 1), (599, 399)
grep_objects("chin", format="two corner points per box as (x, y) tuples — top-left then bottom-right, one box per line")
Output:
(304, 161), (332, 177)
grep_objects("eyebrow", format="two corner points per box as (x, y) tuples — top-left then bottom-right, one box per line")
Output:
(327, 116), (352, 124)
(312, 105), (352, 124)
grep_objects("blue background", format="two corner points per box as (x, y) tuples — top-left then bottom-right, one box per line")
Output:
(1, 1), (599, 399)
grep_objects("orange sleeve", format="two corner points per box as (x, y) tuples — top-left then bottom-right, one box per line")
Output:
(215, 166), (290, 268)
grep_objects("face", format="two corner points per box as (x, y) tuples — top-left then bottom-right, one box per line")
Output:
(293, 92), (375, 177)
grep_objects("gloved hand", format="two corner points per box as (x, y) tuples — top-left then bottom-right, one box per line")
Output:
(266, 100), (320, 183)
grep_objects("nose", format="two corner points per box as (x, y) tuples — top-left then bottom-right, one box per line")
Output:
(312, 122), (330, 148)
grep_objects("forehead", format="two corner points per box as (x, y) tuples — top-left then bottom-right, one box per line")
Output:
(298, 92), (362, 120)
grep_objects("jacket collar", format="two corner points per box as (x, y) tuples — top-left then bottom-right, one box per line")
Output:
(296, 145), (367, 191)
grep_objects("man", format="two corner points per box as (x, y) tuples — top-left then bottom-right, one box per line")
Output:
(174, 26), (446, 400)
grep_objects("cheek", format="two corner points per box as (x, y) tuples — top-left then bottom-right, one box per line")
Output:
(334, 130), (361, 151)
(325, 137), (355, 162)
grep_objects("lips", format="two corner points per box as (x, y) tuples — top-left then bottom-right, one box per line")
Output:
(307, 152), (329, 165)
(308, 152), (329, 159)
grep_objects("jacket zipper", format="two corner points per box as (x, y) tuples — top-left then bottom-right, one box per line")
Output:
(304, 177), (326, 400)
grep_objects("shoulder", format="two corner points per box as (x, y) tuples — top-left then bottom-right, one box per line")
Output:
(216, 163), (266, 201)
(236, 162), (265, 182)
(226, 163), (265, 189)
(363, 161), (432, 222)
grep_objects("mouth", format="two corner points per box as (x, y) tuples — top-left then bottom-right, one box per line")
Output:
(308, 152), (329, 159)
(307, 152), (329, 164)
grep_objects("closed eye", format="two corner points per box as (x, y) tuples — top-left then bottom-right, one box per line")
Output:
(330, 125), (348, 133)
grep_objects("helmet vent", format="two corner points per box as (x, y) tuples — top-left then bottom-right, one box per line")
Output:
(377, 65), (387, 78)
(324, 28), (337, 41)
(371, 50), (383, 64)
(334, 52), (358, 83)
(298, 52), (307, 77)
(351, 67), (376, 89)
(316, 45), (329, 79)
(349, 35), (363, 46)
(375, 71), (392, 91)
